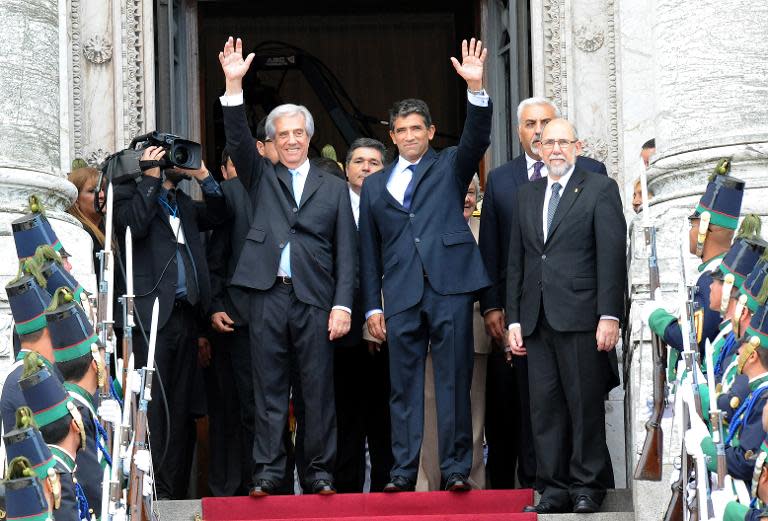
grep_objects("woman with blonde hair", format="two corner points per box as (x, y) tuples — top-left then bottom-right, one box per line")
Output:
(67, 165), (105, 266)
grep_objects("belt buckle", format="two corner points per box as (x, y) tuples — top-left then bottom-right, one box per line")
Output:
(279, 276), (292, 285)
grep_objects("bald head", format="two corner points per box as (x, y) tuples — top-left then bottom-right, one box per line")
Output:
(539, 118), (582, 178)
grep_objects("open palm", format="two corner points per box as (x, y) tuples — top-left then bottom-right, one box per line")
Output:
(450, 38), (487, 89)
(218, 36), (254, 82)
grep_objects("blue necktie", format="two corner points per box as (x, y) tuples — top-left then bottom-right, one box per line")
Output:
(402, 164), (417, 209)
(278, 169), (301, 277)
(547, 182), (562, 236)
(531, 161), (544, 181)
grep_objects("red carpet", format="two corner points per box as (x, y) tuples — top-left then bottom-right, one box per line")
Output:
(202, 489), (536, 521)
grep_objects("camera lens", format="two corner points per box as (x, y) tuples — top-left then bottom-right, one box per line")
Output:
(173, 146), (189, 166)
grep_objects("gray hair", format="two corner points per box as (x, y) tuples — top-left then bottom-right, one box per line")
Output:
(265, 104), (315, 140)
(516, 97), (560, 124)
(345, 137), (387, 165)
(469, 174), (480, 196)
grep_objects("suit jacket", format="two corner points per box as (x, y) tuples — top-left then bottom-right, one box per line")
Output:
(469, 216), (491, 355)
(359, 100), (493, 318)
(113, 176), (225, 330)
(479, 153), (607, 314)
(207, 177), (252, 325)
(505, 167), (626, 336)
(222, 105), (356, 311)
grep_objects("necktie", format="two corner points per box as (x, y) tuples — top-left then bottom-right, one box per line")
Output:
(279, 169), (301, 277)
(531, 161), (544, 181)
(547, 182), (562, 236)
(402, 164), (417, 209)
(290, 169), (302, 206)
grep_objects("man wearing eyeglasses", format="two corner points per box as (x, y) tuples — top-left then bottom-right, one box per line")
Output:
(506, 118), (625, 514)
(478, 97), (607, 491)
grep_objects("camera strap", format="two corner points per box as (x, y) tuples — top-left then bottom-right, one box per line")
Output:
(139, 159), (162, 172)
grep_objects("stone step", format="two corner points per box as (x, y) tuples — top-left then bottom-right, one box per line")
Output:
(539, 513), (635, 521)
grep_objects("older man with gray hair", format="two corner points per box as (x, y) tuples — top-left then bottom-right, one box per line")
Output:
(478, 97), (607, 489)
(219, 36), (357, 496)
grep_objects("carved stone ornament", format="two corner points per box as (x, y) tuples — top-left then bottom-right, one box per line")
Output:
(580, 138), (609, 162)
(83, 34), (113, 64)
(574, 24), (605, 53)
(86, 148), (111, 167)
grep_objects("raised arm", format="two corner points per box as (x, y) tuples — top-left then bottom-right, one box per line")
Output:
(451, 38), (492, 185)
(219, 36), (262, 192)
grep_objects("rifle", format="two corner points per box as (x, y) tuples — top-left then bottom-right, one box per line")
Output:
(128, 298), (159, 521)
(97, 183), (117, 448)
(121, 226), (135, 396)
(704, 338), (727, 489)
(635, 170), (669, 481)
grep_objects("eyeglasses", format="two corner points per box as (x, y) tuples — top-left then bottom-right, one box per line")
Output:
(540, 139), (578, 150)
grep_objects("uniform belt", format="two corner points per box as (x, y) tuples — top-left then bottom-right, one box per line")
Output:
(277, 276), (293, 285)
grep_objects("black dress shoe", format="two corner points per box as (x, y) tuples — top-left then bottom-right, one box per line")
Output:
(312, 479), (336, 495)
(249, 479), (277, 497)
(523, 502), (567, 514)
(383, 476), (415, 492)
(445, 473), (471, 492)
(573, 495), (600, 513)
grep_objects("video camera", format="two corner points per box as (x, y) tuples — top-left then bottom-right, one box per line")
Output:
(95, 131), (203, 213)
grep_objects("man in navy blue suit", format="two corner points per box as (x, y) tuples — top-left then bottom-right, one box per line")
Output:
(478, 97), (607, 490)
(358, 38), (492, 492)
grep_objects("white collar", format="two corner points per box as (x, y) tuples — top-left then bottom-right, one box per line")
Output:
(396, 155), (421, 172)
(749, 371), (768, 384)
(285, 159), (310, 177)
(348, 186), (360, 203)
(547, 165), (575, 191)
(525, 153), (543, 170)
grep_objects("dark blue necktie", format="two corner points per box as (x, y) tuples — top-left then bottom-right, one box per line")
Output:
(402, 164), (417, 209)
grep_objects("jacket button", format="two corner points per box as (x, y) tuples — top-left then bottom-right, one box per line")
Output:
(415, 238), (420, 243)
(409, 213), (415, 218)
(537, 280), (542, 287)
(290, 228), (296, 234)
(293, 207), (298, 213)
(541, 254), (546, 260)
(279, 242), (285, 248)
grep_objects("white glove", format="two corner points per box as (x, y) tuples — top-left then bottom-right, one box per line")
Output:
(679, 379), (695, 410)
(97, 399), (121, 425)
(640, 289), (679, 324)
(134, 449), (151, 474)
(684, 410), (710, 456)
(130, 370), (142, 395)
(710, 487), (735, 520)
(142, 474), (153, 497)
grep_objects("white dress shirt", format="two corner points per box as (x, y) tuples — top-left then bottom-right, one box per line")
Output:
(277, 159), (311, 277)
(349, 187), (360, 228)
(526, 153), (548, 180)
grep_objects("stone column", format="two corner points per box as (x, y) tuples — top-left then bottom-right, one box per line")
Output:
(626, 2), (768, 519)
(0, 0), (94, 370)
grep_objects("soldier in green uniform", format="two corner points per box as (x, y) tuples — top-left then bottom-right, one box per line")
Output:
(46, 286), (110, 519)
(18, 352), (89, 521)
(4, 456), (54, 521)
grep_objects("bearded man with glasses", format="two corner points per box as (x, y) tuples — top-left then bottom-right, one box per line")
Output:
(505, 118), (626, 514)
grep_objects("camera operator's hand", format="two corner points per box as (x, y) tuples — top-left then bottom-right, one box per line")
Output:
(218, 36), (254, 95)
(140, 146), (165, 179)
(175, 160), (210, 182)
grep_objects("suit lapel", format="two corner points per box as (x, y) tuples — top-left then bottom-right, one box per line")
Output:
(546, 168), (587, 243)
(299, 166), (323, 207)
(531, 180), (547, 246)
(513, 154), (529, 187)
(408, 148), (438, 203)
(274, 163), (295, 202)
(381, 162), (409, 213)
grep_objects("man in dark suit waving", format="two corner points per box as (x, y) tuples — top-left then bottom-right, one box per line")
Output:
(218, 36), (357, 496)
(506, 118), (625, 514)
(478, 98), (607, 490)
(359, 38), (492, 492)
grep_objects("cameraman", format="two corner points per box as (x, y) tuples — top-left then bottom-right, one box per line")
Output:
(113, 145), (226, 500)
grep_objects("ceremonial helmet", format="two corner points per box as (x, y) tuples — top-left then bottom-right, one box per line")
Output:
(739, 250), (768, 314)
(11, 195), (69, 260)
(4, 456), (52, 521)
(3, 407), (61, 509)
(5, 273), (52, 336)
(690, 159), (745, 256)
(31, 245), (86, 302)
(18, 352), (86, 450)
(737, 295), (768, 374)
(45, 287), (104, 385)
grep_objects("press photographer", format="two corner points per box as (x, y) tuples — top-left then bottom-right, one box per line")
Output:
(113, 143), (226, 500)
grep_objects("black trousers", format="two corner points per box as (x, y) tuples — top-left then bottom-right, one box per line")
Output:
(386, 281), (474, 481)
(206, 327), (249, 496)
(334, 342), (393, 492)
(526, 313), (614, 507)
(484, 350), (532, 489)
(249, 282), (336, 486)
(136, 302), (199, 499)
